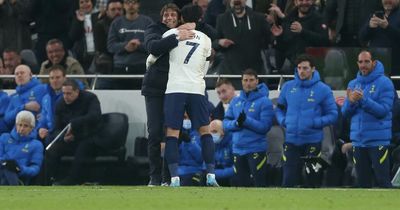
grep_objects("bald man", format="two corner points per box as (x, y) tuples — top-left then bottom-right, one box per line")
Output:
(209, 119), (235, 186)
(3, 65), (46, 131)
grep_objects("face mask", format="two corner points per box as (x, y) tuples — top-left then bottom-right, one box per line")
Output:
(211, 133), (222, 144)
(182, 119), (192, 130)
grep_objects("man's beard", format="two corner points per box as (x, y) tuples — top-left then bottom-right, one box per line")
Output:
(298, 5), (311, 16)
(232, 2), (245, 15)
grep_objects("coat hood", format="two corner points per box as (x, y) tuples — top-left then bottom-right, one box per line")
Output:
(239, 83), (269, 101)
(356, 60), (385, 84)
(16, 78), (41, 94)
(10, 127), (37, 143)
(294, 68), (321, 87)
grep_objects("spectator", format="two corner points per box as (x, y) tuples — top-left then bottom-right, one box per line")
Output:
(324, 0), (380, 46)
(39, 39), (88, 87)
(2, 49), (22, 89)
(223, 69), (274, 187)
(213, 0), (271, 83)
(271, 0), (329, 72)
(0, 110), (44, 185)
(162, 4), (218, 187)
(45, 79), (102, 185)
(141, 3), (194, 186)
(107, 0), (153, 89)
(3, 65), (46, 132)
(37, 65), (67, 144)
(210, 78), (236, 120)
(341, 50), (394, 188)
(193, 0), (209, 20)
(210, 119), (235, 186)
(264, 1), (288, 25)
(173, 0), (192, 8)
(0, 57), (4, 74)
(359, 0), (400, 78)
(69, 0), (100, 73)
(93, 0), (123, 76)
(2, 49), (21, 75)
(275, 54), (337, 187)
(191, 2), (218, 41)
(204, 0), (229, 28)
(0, 0), (33, 53)
(32, 0), (73, 64)
(95, 0), (108, 16)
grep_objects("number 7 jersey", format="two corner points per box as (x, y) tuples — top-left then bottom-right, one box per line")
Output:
(163, 28), (212, 95)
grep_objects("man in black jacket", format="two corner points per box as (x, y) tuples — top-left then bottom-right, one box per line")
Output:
(93, 0), (123, 75)
(271, 0), (329, 72)
(45, 79), (102, 185)
(213, 0), (271, 78)
(324, 0), (380, 46)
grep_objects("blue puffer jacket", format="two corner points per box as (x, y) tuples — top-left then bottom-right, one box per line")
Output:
(0, 91), (10, 117)
(178, 130), (204, 176)
(214, 132), (234, 179)
(0, 91), (10, 133)
(341, 61), (394, 147)
(4, 78), (46, 127)
(37, 84), (63, 131)
(275, 70), (337, 145)
(224, 83), (273, 155)
(0, 128), (44, 178)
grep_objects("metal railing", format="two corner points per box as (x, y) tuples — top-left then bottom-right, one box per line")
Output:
(4, 74), (400, 91)
(0, 74), (296, 91)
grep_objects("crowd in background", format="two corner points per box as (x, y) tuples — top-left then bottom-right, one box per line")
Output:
(0, 0), (399, 88)
(1, 0), (400, 187)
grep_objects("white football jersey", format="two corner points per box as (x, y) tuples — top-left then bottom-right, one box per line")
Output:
(163, 28), (211, 95)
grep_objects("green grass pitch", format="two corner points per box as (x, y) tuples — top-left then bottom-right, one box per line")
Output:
(0, 186), (399, 210)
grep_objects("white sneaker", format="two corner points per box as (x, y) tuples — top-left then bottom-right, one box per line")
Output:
(170, 176), (180, 187)
(206, 173), (219, 187)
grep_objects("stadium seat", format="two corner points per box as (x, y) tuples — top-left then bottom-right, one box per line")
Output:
(58, 113), (129, 184)
(61, 112), (129, 163)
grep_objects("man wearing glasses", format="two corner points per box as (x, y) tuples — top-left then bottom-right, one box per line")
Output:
(341, 50), (394, 188)
(275, 54), (337, 187)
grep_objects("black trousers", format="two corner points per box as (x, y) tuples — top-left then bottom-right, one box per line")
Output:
(45, 137), (100, 184)
(145, 95), (169, 182)
(233, 152), (267, 187)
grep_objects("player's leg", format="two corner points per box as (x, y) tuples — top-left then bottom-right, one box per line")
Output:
(164, 93), (186, 186)
(188, 94), (218, 186)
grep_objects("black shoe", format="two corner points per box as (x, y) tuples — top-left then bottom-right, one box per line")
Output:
(147, 177), (161, 187)
(52, 177), (79, 186)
